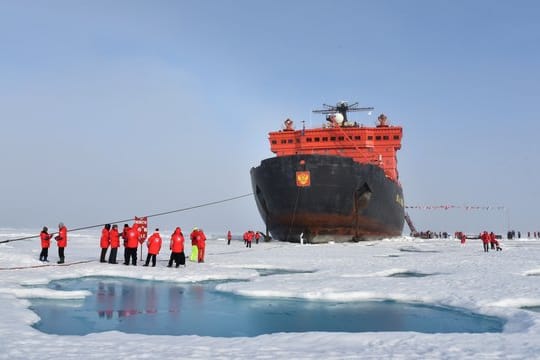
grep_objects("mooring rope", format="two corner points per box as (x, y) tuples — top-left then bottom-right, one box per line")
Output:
(0, 259), (95, 271)
(0, 193), (253, 244)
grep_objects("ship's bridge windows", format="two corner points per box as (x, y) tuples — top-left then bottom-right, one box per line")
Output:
(383, 135), (389, 140)
(322, 137), (328, 141)
(338, 136), (344, 141)
(314, 137), (320, 142)
(306, 138), (312, 142)
(287, 139), (293, 144)
(281, 139), (287, 144)
(354, 136), (361, 140)
(393, 135), (400, 140)
(330, 136), (336, 141)
(271, 140), (277, 144)
(376, 136), (381, 140)
(368, 136), (373, 140)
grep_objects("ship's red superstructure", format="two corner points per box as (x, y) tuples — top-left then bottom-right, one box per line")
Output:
(268, 113), (403, 182)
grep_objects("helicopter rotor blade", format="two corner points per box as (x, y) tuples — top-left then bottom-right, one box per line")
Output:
(348, 107), (374, 112)
(312, 110), (334, 114)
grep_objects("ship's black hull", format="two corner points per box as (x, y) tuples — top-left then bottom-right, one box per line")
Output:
(250, 155), (404, 243)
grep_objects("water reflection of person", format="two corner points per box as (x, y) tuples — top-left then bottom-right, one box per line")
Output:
(118, 283), (137, 318)
(168, 286), (182, 318)
(95, 281), (115, 319)
(193, 284), (205, 306)
(145, 285), (157, 314)
(97, 281), (106, 318)
(105, 283), (115, 319)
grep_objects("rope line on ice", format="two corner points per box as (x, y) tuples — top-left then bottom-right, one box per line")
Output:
(0, 259), (95, 271)
(0, 193), (253, 245)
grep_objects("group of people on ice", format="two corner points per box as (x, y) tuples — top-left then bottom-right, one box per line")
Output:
(480, 231), (502, 252)
(39, 222), (67, 263)
(455, 231), (502, 252)
(38, 222), (208, 266)
(102, 224), (207, 267)
(242, 230), (260, 248)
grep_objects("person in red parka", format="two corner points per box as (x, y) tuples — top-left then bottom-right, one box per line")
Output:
(227, 230), (232, 245)
(121, 224), (130, 265)
(489, 232), (497, 250)
(108, 224), (120, 264)
(197, 228), (206, 263)
(481, 231), (490, 253)
(144, 228), (162, 267)
(189, 227), (199, 262)
(246, 230), (253, 248)
(167, 227), (185, 268)
(55, 222), (68, 264)
(100, 224), (111, 263)
(39, 226), (53, 262)
(124, 224), (139, 266)
(255, 231), (260, 244)
(489, 231), (502, 251)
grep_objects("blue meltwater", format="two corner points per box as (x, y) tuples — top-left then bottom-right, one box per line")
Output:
(30, 276), (504, 336)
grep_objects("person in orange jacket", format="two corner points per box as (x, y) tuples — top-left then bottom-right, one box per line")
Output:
(489, 232), (497, 250)
(108, 224), (120, 264)
(488, 231), (502, 251)
(481, 231), (490, 253)
(55, 222), (68, 264)
(144, 228), (162, 267)
(167, 227), (185, 268)
(100, 224), (111, 263)
(124, 224), (139, 266)
(255, 231), (260, 244)
(39, 226), (53, 262)
(121, 224), (130, 265)
(227, 230), (232, 245)
(197, 228), (206, 263)
(246, 230), (253, 248)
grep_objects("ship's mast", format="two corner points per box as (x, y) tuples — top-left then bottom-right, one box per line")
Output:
(312, 101), (374, 124)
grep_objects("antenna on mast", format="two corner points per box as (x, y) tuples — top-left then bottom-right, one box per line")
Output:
(312, 101), (374, 124)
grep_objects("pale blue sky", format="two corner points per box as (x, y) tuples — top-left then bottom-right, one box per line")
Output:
(1, 1), (539, 235)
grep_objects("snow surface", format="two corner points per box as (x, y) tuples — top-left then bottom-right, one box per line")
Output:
(1, 229), (540, 359)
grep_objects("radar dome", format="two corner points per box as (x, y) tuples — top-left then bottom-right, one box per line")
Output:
(334, 113), (344, 124)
